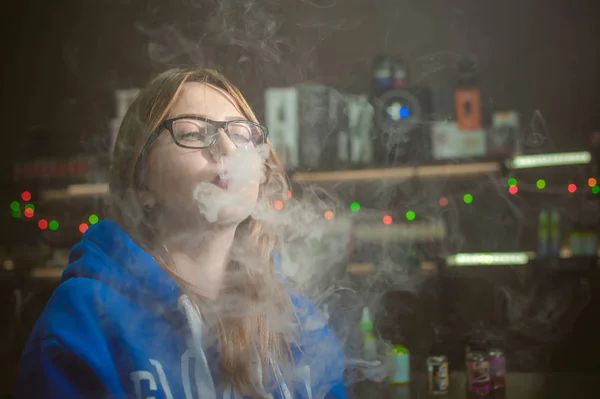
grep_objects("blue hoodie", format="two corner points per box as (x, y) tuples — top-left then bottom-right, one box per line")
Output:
(16, 220), (347, 399)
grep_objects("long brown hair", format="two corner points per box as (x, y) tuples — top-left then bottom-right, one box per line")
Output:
(108, 68), (293, 397)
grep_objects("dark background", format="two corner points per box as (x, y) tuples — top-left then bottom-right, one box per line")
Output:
(1, 0), (600, 397)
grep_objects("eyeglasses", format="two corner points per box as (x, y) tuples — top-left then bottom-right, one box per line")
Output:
(143, 116), (269, 151)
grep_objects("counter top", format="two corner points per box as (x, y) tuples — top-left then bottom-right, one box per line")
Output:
(350, 372), (599, 398)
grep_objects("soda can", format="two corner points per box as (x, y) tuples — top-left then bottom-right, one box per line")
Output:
(427, 355), (449, 395)
(466, 351), (490, 396)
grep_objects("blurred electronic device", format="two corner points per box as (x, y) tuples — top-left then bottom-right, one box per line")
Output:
(431, 122), (486, 160)
(371, 53), (409, 91)
(265, 87), (300, 169)
(371, 54), (433, 166)
(431, 83), (456, 122)
(455, 58), (482, 131)
(487, 111), (520, 157)
(343, 94), (374, 167)
(265, 85), (352, 171)
(455, 88), (481, 130)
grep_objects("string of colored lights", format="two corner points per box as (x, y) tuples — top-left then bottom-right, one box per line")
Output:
(10, 174), (599, 232)
(9, 191), (100, 233)
(275, 175), (599, 224)
(506, 177), (600, 195)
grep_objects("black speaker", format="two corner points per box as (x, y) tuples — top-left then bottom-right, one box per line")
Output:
(370, 54), (433, 166)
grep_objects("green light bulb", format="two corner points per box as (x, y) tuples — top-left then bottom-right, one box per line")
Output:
(508, 178), (517, 186)
(406, 210), (416, 221)
(49, 220), (59, 231)
(89, 214), (99, 225)
(350, 202), (360, 212)
(463, 194), (473, 204)
(10, 201), (20, 211)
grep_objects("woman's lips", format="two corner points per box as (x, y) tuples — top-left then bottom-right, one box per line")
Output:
(212, 176), (228, 190)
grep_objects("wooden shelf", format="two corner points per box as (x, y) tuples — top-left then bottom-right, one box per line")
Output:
(30, 268), (63, 279)
(291, 162), (500, 183)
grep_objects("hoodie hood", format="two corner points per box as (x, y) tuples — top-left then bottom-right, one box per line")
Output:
(65, 219), (182, 311)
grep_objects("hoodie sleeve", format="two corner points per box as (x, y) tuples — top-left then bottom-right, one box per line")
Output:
(290, 293), (348, 399)
(15, 336), (113, 399)
(15, 277), (126, 399)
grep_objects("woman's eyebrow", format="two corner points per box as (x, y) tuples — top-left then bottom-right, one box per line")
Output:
(171, 113), (243, 121)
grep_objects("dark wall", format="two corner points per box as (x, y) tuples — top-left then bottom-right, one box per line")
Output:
(3, 0), (600, 166)
(2, 0), (600, 395)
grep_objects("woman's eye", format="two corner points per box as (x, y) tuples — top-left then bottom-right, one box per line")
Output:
(178, 132), (206, 140)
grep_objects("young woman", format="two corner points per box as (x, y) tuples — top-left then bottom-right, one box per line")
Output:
(16, 68), (347, 399)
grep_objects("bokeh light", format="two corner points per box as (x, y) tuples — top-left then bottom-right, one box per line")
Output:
(49, 220), (59, 231)
(536, 179), (546, 189)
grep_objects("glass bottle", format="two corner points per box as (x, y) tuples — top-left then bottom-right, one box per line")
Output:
(427, 339), (449, 395)
(466, 340), (490, 396)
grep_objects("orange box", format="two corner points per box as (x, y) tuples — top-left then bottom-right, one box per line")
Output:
(455, 88), (482, 130)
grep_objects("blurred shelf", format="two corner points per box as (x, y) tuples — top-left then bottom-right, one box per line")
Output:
(30, 268), (63, 279)
(291, 162), (500, 184)
(352, 221), (446, 242)
(41, 183), (109, 201)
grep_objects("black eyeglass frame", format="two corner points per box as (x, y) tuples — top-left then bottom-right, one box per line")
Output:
(142, 115), (270, 152)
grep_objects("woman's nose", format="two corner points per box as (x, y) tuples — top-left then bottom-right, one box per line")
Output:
(212, 128), (236, 158)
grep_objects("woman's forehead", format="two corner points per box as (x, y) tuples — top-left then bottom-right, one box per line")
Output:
(169, 82), (243, 120)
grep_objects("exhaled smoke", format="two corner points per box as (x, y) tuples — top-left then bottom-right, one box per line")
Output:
(193, 145), (268, 223)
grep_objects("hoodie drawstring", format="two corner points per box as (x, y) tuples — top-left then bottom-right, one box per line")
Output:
(178, 295), (217, 399)
(178, 294), (293, 399)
